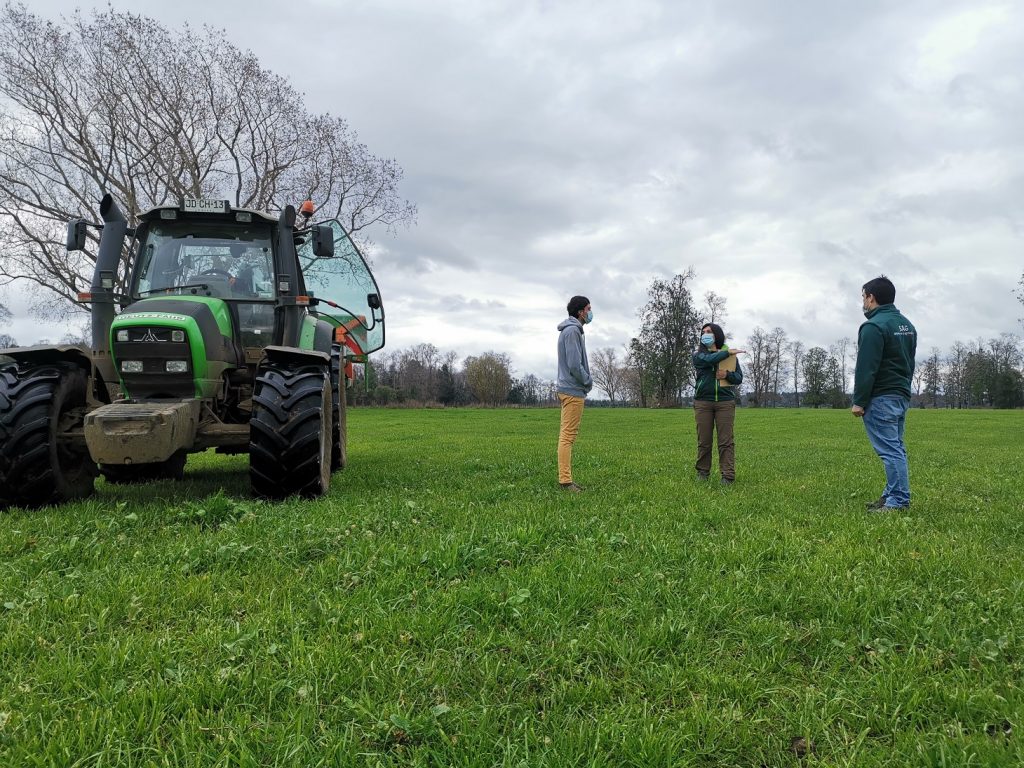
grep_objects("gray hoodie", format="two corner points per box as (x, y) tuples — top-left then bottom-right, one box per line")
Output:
(556, 317), (593, 397)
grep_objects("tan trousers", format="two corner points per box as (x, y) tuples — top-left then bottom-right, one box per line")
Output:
(694, 399), (736, 480)
(557, 394), (585, 484)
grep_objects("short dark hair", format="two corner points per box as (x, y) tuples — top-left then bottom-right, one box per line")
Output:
(862, 275), (895, 305)
(567, 295), (590, 318)
(700, 322), (725, 348)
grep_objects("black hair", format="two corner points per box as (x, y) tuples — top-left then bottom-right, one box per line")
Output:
(567, 295), (590, 318)
(862, 275), (895, 305)
(700, 322), (725, 349)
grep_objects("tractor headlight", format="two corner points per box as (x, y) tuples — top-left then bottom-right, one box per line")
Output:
(171, 330), (185, 342)
(166, 360), (188, 373)
(116, 330), (129, 342)
(121, 360), (143, 373)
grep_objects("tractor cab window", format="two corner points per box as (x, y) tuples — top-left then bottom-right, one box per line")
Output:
(298, 220), (385, 354)
(133, 221), (276, 301)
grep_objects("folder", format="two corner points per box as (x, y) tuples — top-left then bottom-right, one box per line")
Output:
(719, 348), (737, 386)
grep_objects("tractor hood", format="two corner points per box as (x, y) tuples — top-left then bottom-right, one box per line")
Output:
(110, 296), (240, 399)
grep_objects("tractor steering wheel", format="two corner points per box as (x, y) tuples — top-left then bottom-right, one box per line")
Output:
(200, 268), (232, 279)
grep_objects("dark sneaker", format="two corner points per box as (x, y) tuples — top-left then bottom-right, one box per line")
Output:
(559, 482), (585, 493)
(696, 473), (710, 482)
(721, 478), (734, 486)
(865, 496), (887, 510)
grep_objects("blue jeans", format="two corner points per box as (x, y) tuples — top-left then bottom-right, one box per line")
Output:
(863, 394), (911, 508)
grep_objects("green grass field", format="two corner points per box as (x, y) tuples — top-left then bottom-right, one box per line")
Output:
(2, 407), (1023, 767)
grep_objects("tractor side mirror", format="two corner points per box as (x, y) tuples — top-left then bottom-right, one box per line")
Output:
(312, 224), (334, 258)
(367, 293), (381, 309)
(66, 219), (88, 251)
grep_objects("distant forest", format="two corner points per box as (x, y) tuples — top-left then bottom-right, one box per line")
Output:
(353, 271), (1024, 409)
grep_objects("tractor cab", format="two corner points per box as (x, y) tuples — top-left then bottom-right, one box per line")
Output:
(127, 204), (279, 355)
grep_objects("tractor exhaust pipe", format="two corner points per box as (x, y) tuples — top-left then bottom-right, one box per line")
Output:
(90, 193), (129, 352)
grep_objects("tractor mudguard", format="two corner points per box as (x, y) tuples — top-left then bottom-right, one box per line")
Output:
(0, 344), (92, 371)
(298, 315), (335, 355)
(313, 319), (334, 354)
(261, 345), (330, 368)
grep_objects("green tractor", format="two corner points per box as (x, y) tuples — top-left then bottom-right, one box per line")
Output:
(0, 194), (385, 507)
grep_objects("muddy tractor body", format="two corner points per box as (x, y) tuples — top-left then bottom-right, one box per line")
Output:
(0, 194), (385, 507)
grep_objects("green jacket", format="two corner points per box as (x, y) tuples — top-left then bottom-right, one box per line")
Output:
(692, 346), (743, 402)
(853, 304), (917, 407)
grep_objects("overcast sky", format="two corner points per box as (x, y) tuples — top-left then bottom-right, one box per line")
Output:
(4, 0), (1024, 383)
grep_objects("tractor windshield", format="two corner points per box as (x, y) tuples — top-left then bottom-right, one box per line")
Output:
(298, 220), (385, 354)
(132, 221), (276, 301)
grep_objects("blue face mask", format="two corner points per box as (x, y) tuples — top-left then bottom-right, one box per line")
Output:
(700, 333), (715, 346)
(584, 310), (593, 324)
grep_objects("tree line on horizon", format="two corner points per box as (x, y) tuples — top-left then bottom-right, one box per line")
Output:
(349, 271), (1024, 409)
(4, 274), (1022, 409)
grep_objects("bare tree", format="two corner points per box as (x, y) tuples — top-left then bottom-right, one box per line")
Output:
(702, 291), (728, 325)
(789, 340), (804, 406)
(591, 347), (626, 404)
(60, 322), (91, 346)
(768, 327), (788, 406)
(624, 338), (649, 407)
(507, 373), (543, 406)
(744, 326), (772, 407)
(847, 344), (859, 398)
(0, 301), (13, 348)
(400, 343), (441, 402)
(0, 4), (416, 317)
(1017, 271), (1023, 330)
(438, 350), (469, 406)
(944, 341), (969, 408)
(464, 352), (512, 406)
(830, 337), (852, 395)
(919, 347), (943, 407)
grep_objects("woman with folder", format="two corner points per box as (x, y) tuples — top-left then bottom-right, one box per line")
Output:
(692, 322), (744, 484)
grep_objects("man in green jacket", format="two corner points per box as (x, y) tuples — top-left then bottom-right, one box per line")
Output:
(852, 275), (917, 511)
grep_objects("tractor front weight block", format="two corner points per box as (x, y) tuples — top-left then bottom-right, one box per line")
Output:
(84, 400), (200, 465)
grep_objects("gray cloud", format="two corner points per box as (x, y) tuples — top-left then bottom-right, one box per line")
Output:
(13, 0), (1024, 377)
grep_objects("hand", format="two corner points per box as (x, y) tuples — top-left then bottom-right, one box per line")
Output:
(715, 370), (727, 380)
(851, 405), (864, 418)
(728, 348), (745, 355)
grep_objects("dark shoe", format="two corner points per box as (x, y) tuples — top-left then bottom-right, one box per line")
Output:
(696, 473), (710, 482)
(865, 496), (887, 510)
(560, 482), (584, 493)
(721, 478), (734, 486)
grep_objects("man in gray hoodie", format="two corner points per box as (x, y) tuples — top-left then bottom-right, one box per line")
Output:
(556, 295), (593, 491)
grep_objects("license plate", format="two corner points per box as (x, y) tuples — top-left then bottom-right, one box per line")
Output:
(182, 198), (228, 213)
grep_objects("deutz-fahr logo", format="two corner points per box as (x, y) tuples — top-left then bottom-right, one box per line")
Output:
(121, 313), (188, 322)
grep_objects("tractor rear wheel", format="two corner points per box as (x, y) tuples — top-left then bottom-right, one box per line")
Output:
(0, 362), (97, 508)
(99, 451), (187, 484)
(330, 344), (348, 471)
(249, 362), (332, 499)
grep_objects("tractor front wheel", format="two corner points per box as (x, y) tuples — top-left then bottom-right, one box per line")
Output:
(249, 362), (332, 499)
(0, 362), (97, 509)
